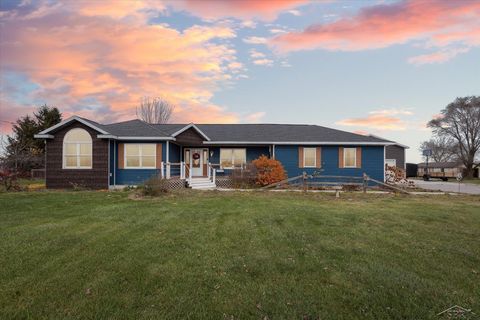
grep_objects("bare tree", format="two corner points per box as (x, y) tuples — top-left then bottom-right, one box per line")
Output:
(419, 136), (458, 163)
(136, 96), (175, 124)
(428, 96), (480, 178)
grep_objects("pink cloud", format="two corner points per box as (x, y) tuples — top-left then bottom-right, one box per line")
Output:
(408, 47), (470, 65)
(271, 0), (480, 63)
(0, 1), (266, 130)
(170, 0), (308, 21)
(336, 114), (407, 131)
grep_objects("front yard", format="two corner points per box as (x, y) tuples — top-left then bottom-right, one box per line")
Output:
(1, 191), (479, 319)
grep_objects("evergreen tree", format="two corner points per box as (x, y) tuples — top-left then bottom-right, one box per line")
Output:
(2, 105), (62, 173)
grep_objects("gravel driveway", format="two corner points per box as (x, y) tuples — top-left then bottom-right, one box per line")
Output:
(414, 180), (480, 195)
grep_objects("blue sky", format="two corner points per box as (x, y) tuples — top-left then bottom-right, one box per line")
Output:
(1, 0), (479, 162)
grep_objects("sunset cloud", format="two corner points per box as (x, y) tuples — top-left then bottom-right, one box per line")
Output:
(370, 108), (414, 116)
(0, 1), (259, 127)
(271, 0), (480, 63)
(249, 49), (266, 59)
(245, 112), (266, 123)
(243, 36), (268, 45)
(170, 0), (308, 21)
(408, 47), (470, 65)
(336, 114), (407, 131)
(253, 59), (274, 67)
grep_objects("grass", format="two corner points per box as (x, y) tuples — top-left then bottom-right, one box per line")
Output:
(1, 190), (479, 319)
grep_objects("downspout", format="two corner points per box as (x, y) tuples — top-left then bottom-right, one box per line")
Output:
(383, 146), (386, 182)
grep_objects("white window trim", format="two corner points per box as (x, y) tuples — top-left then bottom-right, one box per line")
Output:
(62, 129), (92, 169)
(343, 147), (357, 168)
(124, 143), (157, 169)
(303, 147), (317, 168)
(220, 148), (247, 169)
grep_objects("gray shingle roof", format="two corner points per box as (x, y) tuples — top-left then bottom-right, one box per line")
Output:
(49, 116), (400, 144)
(193, 124), (391, 143)
(102, 119), (171, 137)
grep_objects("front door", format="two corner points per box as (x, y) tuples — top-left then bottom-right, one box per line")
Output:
(185, 148), (209, 177)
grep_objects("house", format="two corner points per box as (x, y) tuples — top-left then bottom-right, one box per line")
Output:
(34, 116), (408, 189)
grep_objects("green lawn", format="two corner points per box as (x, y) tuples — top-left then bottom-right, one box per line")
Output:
(1, 191), (479, 319)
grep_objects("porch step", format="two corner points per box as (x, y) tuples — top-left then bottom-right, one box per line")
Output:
(187, 178), (216, 190)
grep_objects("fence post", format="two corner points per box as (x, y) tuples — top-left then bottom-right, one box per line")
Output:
(302, 171), (307, 193)
(363, 173), (368, 193)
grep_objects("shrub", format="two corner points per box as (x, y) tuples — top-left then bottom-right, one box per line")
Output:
(141, 177), (170, 196)
(252, 155), (287, 187)
(0, 170), (21, 191)
(230, 163), (257, 188)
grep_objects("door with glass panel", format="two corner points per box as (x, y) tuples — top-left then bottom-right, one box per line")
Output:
(185, 148), (209, 177)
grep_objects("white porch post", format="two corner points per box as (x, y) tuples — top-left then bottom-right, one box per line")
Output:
(180, 162), (185, 179)
(160, 162), (165, 179)
(166, 162), (171, 179)
(207, 162), (211, 179)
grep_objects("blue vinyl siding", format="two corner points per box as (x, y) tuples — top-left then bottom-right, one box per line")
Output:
(110, 142), (385, 185)
(275, 145), (384, 182)
(114, 141), (166, 185)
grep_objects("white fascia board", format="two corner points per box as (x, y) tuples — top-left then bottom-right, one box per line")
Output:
(171, 123), (211, 141)
(203, 141), (395, 146)
(38, 116), (109, 135)
(369, 134), (409, 149)
(97, 134), (175, 141)
(34, 134), (54, 139)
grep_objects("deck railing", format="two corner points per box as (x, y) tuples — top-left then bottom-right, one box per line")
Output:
(160, 161), (217, 185)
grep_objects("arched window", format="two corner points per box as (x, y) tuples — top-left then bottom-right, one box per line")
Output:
(63, 128), (92, 169)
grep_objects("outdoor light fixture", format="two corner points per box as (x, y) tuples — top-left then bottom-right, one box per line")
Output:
(210, 151), (214, 157)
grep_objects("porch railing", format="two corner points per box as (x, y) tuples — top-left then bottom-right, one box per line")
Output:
(160, 161), (216, 186)
(208, 162), (216, 185)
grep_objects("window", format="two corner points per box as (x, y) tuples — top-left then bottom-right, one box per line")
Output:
(220, 148), (246, 169)
(344, 148), (357, 168)
(125, 144), (156, 169)
(63, 128), (92, 169)
(303, 148), (316, 167)
(385, 159), (396, 167)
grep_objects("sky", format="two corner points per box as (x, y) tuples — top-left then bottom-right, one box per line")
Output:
(0, 0), (479, 162)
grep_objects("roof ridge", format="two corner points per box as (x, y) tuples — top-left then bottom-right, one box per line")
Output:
(137, 119), (172, 137)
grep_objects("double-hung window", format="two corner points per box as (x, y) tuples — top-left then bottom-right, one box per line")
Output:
(220, 148), (246, 169)
(63, 128), (92, 169)
(125, 144), (156, 169)
(303, 148), (316, 167)
(344, 148), (357, 168)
